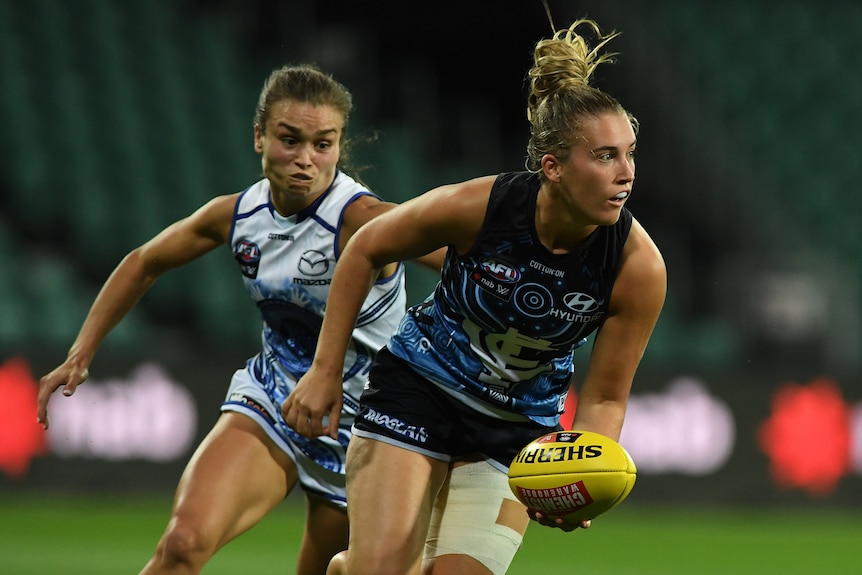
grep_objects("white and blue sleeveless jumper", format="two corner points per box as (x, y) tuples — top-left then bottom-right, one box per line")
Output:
(223, 171), (406, 504)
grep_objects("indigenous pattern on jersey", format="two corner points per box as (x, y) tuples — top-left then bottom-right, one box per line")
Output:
(223, 172), (406, 502)
(387, 171), (631, 426)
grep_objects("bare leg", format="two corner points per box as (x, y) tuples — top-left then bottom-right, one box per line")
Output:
(332, 458), (527, 575)
(326, 550), (348, 575)
(341, 437), (449, 575)
(139, 412), (296, 575)
(425, 553), (493, 575)
(423, 459), (530, 575)
(297, 493), (349, 575)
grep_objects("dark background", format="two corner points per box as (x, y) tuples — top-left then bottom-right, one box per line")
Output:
(1, 0), (860, 505)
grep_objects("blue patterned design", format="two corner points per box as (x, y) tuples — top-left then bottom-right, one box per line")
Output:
(388, 172), (631, 425)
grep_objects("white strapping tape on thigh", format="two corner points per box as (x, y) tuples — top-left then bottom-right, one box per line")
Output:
(425, 460), (524, 575)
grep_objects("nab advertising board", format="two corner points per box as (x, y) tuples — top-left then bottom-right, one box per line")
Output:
(2, 351), (860, 507)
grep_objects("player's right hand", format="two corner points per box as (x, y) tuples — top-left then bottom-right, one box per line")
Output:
(281, 365), (342, 440)
(528, 509), (592, 532)
(37, 362), (89, 430)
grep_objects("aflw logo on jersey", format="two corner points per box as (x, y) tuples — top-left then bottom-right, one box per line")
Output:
(234, 240), (261, 279)
(471, 258), (520, 300)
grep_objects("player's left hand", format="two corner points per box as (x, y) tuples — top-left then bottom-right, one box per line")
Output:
(528, 509), (591, 532)
(37, 361), (90, 430)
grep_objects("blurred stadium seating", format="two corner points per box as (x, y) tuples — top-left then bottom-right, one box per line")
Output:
(1, 0), (859, 371)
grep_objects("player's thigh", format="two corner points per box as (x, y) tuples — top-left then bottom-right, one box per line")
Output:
(173, 411), (298, 543)
(425, 554), (492, 575)
(423, 460), (529, 575)
(345, 436), (449, 568)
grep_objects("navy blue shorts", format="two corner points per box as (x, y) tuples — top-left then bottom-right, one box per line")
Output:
(352, 347), (559, 471)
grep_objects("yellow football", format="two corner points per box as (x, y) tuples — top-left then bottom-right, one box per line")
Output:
(508, 430), (637, 523)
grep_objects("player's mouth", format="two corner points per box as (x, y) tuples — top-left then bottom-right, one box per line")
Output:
(609, 191), (629, 205)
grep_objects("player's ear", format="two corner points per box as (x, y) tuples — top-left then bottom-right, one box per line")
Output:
(541, 154), (561, 183)
(254, 124), (264, 153)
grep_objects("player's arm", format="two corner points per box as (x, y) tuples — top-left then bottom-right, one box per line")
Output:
(282, 176), (494, 439)
(37, 194), (238, 429)
(532, 219), (665, 532)
(339, 195), (448, 273)
(570, 218), (667, 440)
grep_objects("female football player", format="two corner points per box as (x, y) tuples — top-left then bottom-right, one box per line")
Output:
(283, 19), (666, 575)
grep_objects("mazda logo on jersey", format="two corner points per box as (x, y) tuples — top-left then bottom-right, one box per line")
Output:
(298, 250), (330, 276)
(563, 292), (599, 313)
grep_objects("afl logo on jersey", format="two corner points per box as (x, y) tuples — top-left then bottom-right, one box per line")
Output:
(479, 259), (520, 283)
(563, 292), (600, 313)
(298, 249), (330, 276)
(234, 240), (261, 279)
(472, 258), (520, 301)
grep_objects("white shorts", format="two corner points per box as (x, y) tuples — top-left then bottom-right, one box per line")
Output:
(222, 366), (350, 508)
